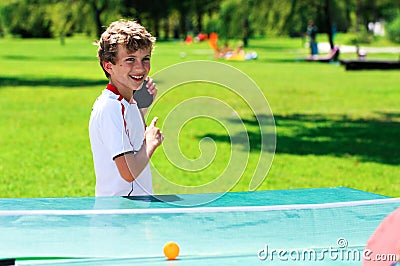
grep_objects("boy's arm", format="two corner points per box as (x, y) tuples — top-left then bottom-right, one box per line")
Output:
(139, 108), (148, 117)
(114, 117), (163, 182)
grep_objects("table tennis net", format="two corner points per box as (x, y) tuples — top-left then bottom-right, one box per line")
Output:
(1, 197), (399, 265)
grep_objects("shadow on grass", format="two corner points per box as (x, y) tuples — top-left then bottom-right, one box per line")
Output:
(0, 76), (106, 88)
(198, 113), (400, 165)
(2, 55), (97, 61)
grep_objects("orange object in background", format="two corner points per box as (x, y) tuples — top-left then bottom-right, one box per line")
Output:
(185, 35), (193, 44)
(209, 32), (218, 51)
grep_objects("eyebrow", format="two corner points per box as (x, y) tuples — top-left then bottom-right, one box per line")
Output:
(125, 54), (151, 58)
(127, 51), (151, 57)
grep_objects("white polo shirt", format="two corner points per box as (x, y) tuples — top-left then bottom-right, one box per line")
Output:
(89, 84), (153, 196)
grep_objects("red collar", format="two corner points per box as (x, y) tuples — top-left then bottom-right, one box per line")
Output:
(106, 83), (120, 95)
(106, 83), (125, 101)
(106, 83), (137, 104)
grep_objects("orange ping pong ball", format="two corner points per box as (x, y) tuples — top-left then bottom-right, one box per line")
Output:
(163, 241), (180, 260)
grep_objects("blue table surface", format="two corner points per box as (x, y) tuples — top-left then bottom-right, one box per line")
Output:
(0, 187), (398, 266)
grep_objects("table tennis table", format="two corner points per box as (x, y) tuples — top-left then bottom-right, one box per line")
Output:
(1, 187), (399, 265)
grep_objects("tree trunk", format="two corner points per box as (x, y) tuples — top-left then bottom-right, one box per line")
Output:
(163, 19), (170, 40)
(243, 18), (249, 47)
(153, 17), (160, 38)
(196, 11), (203, 33)
(91, 2), (104, 38)
(324, 0), (334, 49)
(282, 0), (297, 34)
(179, 12), (186, 38)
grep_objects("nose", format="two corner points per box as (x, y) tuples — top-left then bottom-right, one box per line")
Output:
(133, 60), (146, 72)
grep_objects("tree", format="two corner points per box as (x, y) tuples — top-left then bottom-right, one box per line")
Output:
(0, 0), (398, 43)
(282, 0), (299, 35)
(192, 0), (221, 34)
(1, 0), (52, 38)
(171, 0), (192, 38)
(323, 0), (335, 49)
(121, 0), (173, 39)
(45, 0), (87, 44)
(88, 0), (109, 38)
(386, 12), (400, 43)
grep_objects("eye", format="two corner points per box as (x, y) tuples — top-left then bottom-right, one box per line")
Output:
(143, 57), (151, 62)
(126, 57), (135, 62)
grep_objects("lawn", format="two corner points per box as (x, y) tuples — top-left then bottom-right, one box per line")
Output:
(0, 34), (399, 198)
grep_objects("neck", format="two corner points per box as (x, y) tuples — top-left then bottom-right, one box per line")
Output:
(107, 83), (132, 102)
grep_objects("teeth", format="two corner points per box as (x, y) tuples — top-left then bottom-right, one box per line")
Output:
(130, 75), (143, 79)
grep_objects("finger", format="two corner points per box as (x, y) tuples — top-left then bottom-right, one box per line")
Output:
(145, 78), (155, 93)
(145, 77), (153, 87)
(150, 116), (158, 127)
(147, 82), (156, 93)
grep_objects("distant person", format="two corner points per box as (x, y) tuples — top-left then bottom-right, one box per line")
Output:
(307, 20), (318, 57)
(89, 19), (164, 196)
(213, 41), (257, 61)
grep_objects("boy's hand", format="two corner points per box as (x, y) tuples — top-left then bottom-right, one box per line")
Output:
(144, 117), (164, 157)
(145, 77), (157, 101)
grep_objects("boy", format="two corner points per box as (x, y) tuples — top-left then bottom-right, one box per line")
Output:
(89, 19), (163, 196)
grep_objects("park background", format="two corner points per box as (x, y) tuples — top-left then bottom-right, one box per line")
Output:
(0, 0), (399, 198)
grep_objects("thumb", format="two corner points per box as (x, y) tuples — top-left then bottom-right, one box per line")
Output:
(150, 116), (158, 127)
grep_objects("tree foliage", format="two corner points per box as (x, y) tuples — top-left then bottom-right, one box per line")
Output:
(386, 12), (400, 43)
(1, 0), (52, 38)
(0, 0), (398, 45)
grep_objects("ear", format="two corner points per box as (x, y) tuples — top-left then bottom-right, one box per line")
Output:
(102, 61), (113, 75)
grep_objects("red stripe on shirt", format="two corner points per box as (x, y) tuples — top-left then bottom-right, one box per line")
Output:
(106, 83), (133, 147)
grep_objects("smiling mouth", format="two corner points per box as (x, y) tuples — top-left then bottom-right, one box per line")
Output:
(129, 75), (144, 81)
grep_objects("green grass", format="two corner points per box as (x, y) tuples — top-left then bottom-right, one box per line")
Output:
(0, 35), (399, 198)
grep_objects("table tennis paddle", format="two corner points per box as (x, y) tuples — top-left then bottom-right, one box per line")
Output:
(133, 80), (154, 108)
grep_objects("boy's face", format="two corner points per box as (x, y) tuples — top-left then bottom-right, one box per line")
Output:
(105, 45), (151, 91)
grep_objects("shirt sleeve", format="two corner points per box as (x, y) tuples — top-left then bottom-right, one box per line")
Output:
(98, 101), (133, 160)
